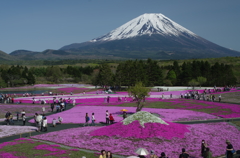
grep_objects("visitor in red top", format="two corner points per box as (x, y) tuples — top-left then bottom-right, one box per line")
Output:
(109, 114), (114, 124)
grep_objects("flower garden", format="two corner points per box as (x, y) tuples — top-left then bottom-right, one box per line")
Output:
(1, 85), (240, 158)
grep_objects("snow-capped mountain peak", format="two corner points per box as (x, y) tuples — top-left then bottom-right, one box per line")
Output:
(90, 13), (197, 42)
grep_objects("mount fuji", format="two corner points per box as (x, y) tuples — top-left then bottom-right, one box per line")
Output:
(61, 13), (238, 59)
(90, 13), (197, 42)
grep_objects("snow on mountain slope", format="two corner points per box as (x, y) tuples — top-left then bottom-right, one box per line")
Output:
(91, 13), (198, 42)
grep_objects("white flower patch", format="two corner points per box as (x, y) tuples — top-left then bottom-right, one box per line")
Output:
(122, 111), (169, 127)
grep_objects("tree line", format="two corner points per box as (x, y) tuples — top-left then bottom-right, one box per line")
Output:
(94, 59), (237, 88)
(0, 65), (95, 87)
(0, 59), (237, 88)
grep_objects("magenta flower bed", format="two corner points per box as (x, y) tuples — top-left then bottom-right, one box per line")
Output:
(34, 144), (68, 156)
(90, 121), (190, 139)
(31, 122), (240, 157)
(28, 106), (218, 124)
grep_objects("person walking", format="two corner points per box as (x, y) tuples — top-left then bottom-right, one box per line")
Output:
(109, 114), (114, 124)
(203, 147), (212, 158)
(106, 110), (110, 124)
(42, 106), (45, 114)
(159, 152), (168, 158)
(201, 140), (207, 157)
(73, 99), (76, 106)
(42, 117), (48, 132)
(226, 140), (234, 158)
(22, 114), (26, 126)
(219, 95), (221, 102)
(52, 118), (57, 127)
(50, 103), (54, 112)
(35, 113), (42, 132)
(179, 148), (189, 158)
(91, 113), (95, 126)
(212, 95), (215, 102)
(21, 110), (25, 118)
(123, 111), (127, 119)
(83, 113), (90, 127)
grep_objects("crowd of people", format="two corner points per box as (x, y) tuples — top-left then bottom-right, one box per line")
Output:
(177, 88), (227, 102)
(83, 110), (127, 127)
(34, 113), (63, 132)
(0, 94), (15, 104)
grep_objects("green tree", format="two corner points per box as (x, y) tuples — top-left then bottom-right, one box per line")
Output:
(27, 72), (35, 85)
(46, 66), (62, 83)
(179, 62), (192, 85)
(197, 76), (207, 88)
(146, 59), (163, 86)
(166, 70), (177, 85)
(115, 62), (125, 89)
(0, 76), (7, 88)
(128, 82), (150, 112)
(96, 63), (113, 88)
(188, 79), (199, 89)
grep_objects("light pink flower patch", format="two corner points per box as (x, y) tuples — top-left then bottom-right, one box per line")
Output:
(0, 125), (37, 138)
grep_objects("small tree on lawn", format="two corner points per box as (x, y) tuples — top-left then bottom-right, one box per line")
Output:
(188, 79), (199, 89)
(128, 82), (150, 112)
(197, 76), (207, 88)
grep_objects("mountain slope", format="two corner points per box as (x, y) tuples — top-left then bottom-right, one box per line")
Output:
(60, 13), (240, 59)
(0, 50), (16, 61)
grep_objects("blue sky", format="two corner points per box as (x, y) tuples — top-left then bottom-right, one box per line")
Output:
(1, 0), (240, 53)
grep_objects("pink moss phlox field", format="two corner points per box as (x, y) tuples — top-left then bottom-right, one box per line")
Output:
(28, 106), (218, 124)
(90, 121), (190, 139)
(31, 122), (240, 157)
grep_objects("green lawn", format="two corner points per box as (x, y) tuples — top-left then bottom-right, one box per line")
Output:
(232, 121), (240, 127)
(0, 139), (97, 158)
(221, 91), (240, 104)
